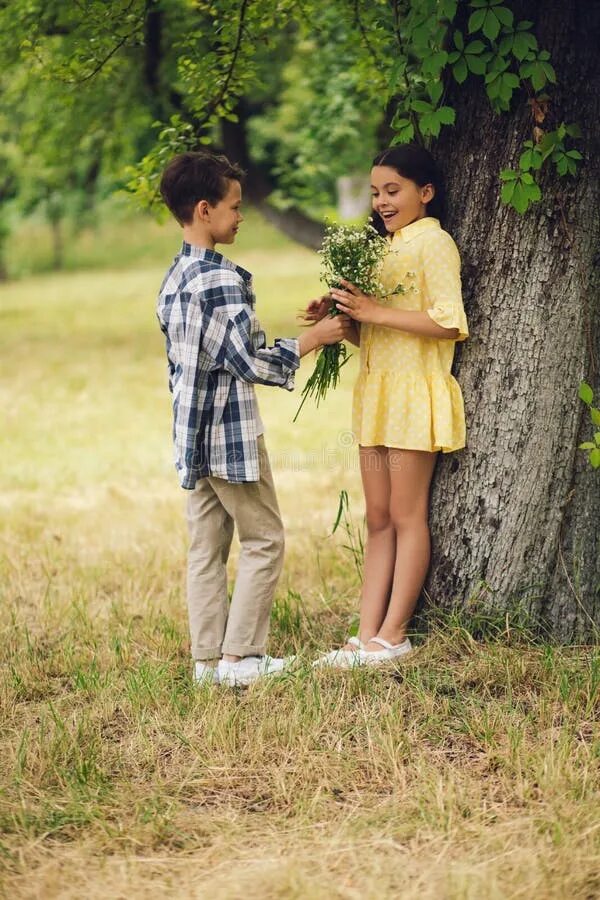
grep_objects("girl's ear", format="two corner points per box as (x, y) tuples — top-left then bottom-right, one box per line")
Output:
(421, 183), (435, 205)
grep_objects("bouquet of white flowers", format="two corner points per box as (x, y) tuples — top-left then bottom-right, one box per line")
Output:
(294, 221), (389, 422)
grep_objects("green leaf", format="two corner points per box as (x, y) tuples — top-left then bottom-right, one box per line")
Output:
(466, 40), (486, 54)
(440, 0), (458, 20)
(511, 181), (530, 213)
(452, 57), (468, 83)
(579, 382), (594, 405)
(541, 62), (556, 83)
(422, 51), (449, 76)
(495, 6), (514, 28)
(468, 9), (486, 33)
(411, 99), (433, 114)
(467, 54), (488, 74)
(501, 180), (515, 203)
(595, 432), (600, 445)
(428, 80), (444, 104)
(482, 11), (502, 41)
(437, 106), (456, 124)
(579, 442), (596, 450)
(590, 448), (600, 468)
(391, 121), (415, 143)
(454, 29), (464, 50)
(500, 169), (518, 181)
(590, 407), (600, 425)
(513, 30), (537, 60)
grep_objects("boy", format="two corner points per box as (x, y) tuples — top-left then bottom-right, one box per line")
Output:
(157, 151), (349, 687)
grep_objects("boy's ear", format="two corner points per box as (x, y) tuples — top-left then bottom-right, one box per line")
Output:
(195, 199), (211, 221)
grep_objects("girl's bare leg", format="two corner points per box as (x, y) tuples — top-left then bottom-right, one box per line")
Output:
(343, 446), (396, 648)
(364, 448), (438, 650)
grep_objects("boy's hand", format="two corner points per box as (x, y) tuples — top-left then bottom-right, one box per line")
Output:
(298, 313), (352, 357)
(313, 312), (352, 345)
(303, 294), (331, 322)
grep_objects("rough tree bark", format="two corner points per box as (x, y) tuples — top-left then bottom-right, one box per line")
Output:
(425, 0), (600, 641)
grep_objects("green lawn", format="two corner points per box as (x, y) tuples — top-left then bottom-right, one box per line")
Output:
(0, 209), (598, 899)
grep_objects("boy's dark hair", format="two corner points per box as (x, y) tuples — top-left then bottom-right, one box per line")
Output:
(159, 151), (245, 225)
(371, 144), (446, 234)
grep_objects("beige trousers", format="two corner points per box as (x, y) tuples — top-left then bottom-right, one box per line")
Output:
(185, 436), (285, 660)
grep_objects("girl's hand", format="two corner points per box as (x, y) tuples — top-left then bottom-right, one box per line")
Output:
(302, 294), (331, 322)
(330, 279), (382, 324)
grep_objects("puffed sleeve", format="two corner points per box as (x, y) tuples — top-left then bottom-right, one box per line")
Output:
(422, 229), (469, 341)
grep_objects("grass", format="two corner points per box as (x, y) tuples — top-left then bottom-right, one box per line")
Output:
(0, 208), (599, 899)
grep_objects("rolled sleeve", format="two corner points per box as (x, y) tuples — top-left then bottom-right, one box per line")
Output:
(200, 287), (300, 389)
(225, 309), (300, 389)
(423, 231), (469, 341)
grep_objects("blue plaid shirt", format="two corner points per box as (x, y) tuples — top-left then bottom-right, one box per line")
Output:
(157, 242), (300, 487)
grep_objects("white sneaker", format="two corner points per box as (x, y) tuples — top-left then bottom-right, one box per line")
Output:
(193, 661), (220, 685)
(359, 636), (412, 666)
(313, 636), (364, 670)
(217, 655), (292, 687)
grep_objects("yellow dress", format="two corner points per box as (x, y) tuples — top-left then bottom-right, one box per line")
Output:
(352, 216), (469, 452)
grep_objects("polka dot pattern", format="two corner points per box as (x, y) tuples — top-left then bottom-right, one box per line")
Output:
(353, 217), (469, 453)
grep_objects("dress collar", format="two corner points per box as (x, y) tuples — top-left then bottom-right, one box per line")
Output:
(181, 241), (252, 284)
(389, 216), (441, 245)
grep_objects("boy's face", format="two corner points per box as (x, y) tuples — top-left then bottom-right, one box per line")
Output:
(203, 179), (243, 244)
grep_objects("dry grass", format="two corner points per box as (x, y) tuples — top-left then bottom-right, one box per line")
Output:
(1, 211), (598, 899)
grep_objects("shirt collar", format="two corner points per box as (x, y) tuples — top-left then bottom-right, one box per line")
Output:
(390, 216), (441, 244)
(181, 241), (252, 284)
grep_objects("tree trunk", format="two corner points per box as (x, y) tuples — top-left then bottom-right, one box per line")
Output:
(221, 107), (325, 250)
(425, 0), (600, 641)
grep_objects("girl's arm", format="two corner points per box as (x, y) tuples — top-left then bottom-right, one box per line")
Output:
(330, 280), (459, 341)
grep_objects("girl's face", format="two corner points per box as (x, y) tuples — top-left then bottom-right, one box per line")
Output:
(370, 166), (434, 232)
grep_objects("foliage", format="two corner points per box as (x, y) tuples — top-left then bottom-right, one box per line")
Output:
(247, 11), (381, 211)
(0, 0), (586, 235)
(578, 382), (600, 470)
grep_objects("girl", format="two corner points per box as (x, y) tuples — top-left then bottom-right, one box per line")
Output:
(311, 145), (469, 668)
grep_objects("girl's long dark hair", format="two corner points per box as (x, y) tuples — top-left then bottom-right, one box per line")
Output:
(370, 144), (446, 235)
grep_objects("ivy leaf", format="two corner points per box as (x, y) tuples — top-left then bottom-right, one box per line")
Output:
(452, 56), (468, 83)
(579, 382), (594, 405)
(511, 181), (530, 213)
(468, 9), (487, 33)
(590, 408), (600, 425)
(422, 50), (449, 77)
(439, 0), (458, 19)
(590, 448), (600, 469)
(500, 170), (541, 212)
(579, 442), (596, 450)
(437, 106), (456, 124)
(428, 80), (444, 104)
(411, 98), (433, 114)
(390, 118), (415, 143)
(500, 180), (516, 203)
